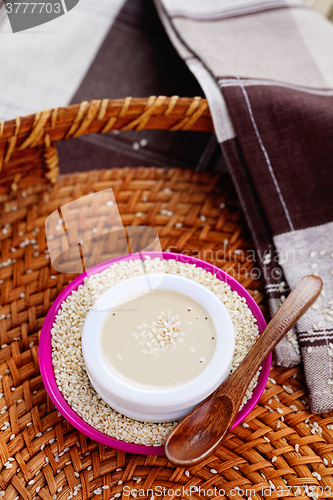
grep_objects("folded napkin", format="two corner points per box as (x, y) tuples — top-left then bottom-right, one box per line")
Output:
(155, 0), (333, 412)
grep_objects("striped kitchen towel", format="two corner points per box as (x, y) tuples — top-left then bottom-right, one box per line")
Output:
(155, 0), (333, 412)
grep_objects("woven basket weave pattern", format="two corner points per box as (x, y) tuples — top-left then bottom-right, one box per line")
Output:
(1, 97), (333, 499)
(1, 168), (333, 500)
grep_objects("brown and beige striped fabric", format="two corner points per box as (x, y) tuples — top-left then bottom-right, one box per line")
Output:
(156, 0), (333, 412)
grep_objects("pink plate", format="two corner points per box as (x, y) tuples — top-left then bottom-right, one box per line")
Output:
(39, 252), (270, 455)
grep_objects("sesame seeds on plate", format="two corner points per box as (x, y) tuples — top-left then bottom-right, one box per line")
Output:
(51, 257), (260, 447)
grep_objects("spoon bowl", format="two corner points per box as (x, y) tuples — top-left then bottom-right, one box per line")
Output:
(166, 395), (234, 465)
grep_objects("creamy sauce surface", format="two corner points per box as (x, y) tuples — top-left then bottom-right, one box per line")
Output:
(100, 289), (216, 389)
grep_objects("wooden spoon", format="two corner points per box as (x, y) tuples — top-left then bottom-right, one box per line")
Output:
(164, 275), (322, 467)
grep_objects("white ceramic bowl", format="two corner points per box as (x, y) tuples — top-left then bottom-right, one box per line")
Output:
(82, 273), (235, 423)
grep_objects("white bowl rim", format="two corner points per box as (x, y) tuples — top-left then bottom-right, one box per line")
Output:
(82, 272), (235, 409)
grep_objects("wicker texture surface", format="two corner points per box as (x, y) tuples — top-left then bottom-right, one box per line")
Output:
(0, 97), (213, 202)
(0, 167), (333, 499)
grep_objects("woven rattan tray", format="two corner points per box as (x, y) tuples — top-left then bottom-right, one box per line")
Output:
(1, 97), (333, 499)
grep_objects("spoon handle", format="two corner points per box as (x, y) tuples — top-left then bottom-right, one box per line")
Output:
(219, 275), (322, 399)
